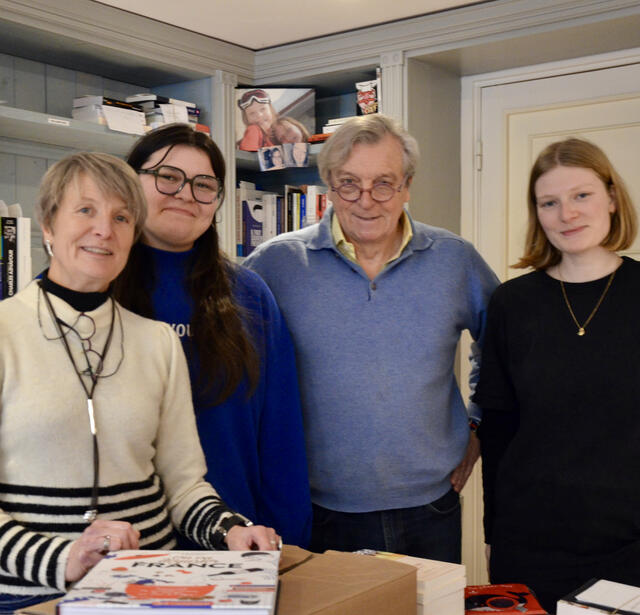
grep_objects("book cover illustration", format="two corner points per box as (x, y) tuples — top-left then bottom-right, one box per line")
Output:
(58, 550), (280, 613)
(236, 88), (314, 151)
(465, 583), (547, 614)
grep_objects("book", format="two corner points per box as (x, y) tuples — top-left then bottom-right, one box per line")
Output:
(73, 96), (142, 111)
(465, 583), (547, 614)
(57, 550), (280, 615)
(243, 199), (264, 256)
(358, 550), (465, 615)
(126, 93), (197, 108)
(1, 216), (17, 298)
(557, 579), (640, 615)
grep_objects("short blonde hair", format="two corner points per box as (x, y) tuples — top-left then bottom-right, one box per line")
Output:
(317, 114), (419, 187)
(515, 137), (637, 270)
(37, 152), (147, 239)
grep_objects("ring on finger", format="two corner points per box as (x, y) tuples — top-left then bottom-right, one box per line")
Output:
(100, 535), (111, 555)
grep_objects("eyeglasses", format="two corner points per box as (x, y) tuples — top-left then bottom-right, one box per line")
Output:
(331, 176), (408, 203)
(138, 165), (221, 204)
(237, 89), (271, 110)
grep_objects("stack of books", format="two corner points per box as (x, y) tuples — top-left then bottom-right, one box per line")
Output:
(72, 95), (145, 133)
(321, 115), (358, 134)
(0, 200), (31, 300)
(357, 550), (466, 615)
(125, 93), (209, 134)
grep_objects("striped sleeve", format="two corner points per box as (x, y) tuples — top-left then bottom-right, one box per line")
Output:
(178, 495), (250, 549)
(0, 512), (72, 593)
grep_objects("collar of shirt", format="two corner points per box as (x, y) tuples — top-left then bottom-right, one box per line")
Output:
(331, 209), (413, 267)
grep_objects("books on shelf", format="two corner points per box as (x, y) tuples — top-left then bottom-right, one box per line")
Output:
(236, 181), (326, 257)
(357, 550), (466, 615)
(0, 200), (32, 300)
(126, 93), (197, 109)
(57, 549), (280, 615)
(72, 96), (146, 135)
(465, 583), (547, 614)
(557, 579), (640, 615)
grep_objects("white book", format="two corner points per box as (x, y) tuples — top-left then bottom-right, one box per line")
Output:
(261, 193), (278, 242)
(557, 579), (640, 615)
(57, 550), (280, 615)
(16, 215), (31, 291)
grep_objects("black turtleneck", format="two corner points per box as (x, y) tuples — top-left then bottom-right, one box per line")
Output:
(39, 270), (111, 312)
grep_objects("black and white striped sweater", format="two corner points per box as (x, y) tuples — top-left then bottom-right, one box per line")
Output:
(0, 283), (248, 598)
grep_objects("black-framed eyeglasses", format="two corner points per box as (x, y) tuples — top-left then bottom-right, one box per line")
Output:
(330, 176), (408, 203)
(138, 165), (221, 204)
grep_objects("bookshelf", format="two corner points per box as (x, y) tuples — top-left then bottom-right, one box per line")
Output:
(0, 105), (137, 155)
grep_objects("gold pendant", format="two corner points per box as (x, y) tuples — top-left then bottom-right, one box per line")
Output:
(578, 328), (585, 336)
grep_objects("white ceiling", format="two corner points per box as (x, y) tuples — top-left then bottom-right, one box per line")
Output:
(94, 0), (485, 50)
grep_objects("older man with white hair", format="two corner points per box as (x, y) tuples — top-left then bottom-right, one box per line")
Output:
(245, 114), (498, 562)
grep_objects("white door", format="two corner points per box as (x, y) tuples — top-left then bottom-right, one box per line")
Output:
(475, 59), (640, 279)
(459, 50), (640, 584)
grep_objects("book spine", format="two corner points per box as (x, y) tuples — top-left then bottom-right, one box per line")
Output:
(276, 196), (283, 235)
(300, 193), (306, 228)
(2, 217), (17, 297)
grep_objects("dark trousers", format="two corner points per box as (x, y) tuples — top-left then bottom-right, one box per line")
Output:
(309, 487), (461, 563)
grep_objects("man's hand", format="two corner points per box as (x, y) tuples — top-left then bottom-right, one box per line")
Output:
(450, 431), (480, 492)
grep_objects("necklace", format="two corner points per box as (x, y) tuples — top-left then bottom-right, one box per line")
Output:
(38, 281), (117, 522)
(559, 269), (616, 336)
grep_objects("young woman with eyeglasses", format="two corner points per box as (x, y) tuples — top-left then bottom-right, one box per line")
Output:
(114, 124), (312, 549)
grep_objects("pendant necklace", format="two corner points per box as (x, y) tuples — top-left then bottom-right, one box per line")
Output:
(559, 269), (616, 336)
(38, 281), (116, 522)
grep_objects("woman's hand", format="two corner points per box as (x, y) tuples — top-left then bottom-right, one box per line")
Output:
(65, 520), (140, 583)
(225, 525), (281, 551)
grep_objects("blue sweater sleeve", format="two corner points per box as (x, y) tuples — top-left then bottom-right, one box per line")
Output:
(233, 267), (312, 547)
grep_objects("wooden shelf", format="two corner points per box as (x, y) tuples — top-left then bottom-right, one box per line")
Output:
(0, 106), (138, 155)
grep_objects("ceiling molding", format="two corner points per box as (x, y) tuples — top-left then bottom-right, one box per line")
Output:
(0, 0), (254, 83)
(254, 0), (640, 82)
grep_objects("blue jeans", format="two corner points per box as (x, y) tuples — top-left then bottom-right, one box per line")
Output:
(309, 487), (461, 563)
(0, 592), (62, 614)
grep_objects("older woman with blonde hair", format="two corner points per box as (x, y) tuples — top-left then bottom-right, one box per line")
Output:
(0, 152), (278, 612)
(475, 137), (639, 612)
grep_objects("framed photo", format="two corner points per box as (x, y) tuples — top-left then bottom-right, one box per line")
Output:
(236, 88), (315, 151)
(258, 145), (285, 171)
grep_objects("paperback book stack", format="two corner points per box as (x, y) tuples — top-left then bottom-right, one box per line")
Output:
(321, 115), (358, 134)
(358, 550), (466, 615)
(57, 549), (280, 615)
(0, 200), (31, 300)
(126, 93), (209, 134)
(72, 96), (145, 134)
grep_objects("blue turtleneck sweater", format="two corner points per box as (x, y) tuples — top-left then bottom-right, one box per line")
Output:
(142, 245), (311, 547)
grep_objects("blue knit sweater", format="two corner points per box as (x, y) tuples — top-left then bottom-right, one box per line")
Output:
(245, 208), (498, 512)
(142, 245), (312, 546)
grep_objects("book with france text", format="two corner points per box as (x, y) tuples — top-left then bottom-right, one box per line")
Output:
(57, 550), (280, 615)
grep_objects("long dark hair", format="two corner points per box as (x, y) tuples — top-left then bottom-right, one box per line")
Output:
(113, 124), (259, 403)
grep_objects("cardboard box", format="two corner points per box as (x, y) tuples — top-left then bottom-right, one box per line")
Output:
(18, 546), (416, 615)
(278, 545), (417, 615)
